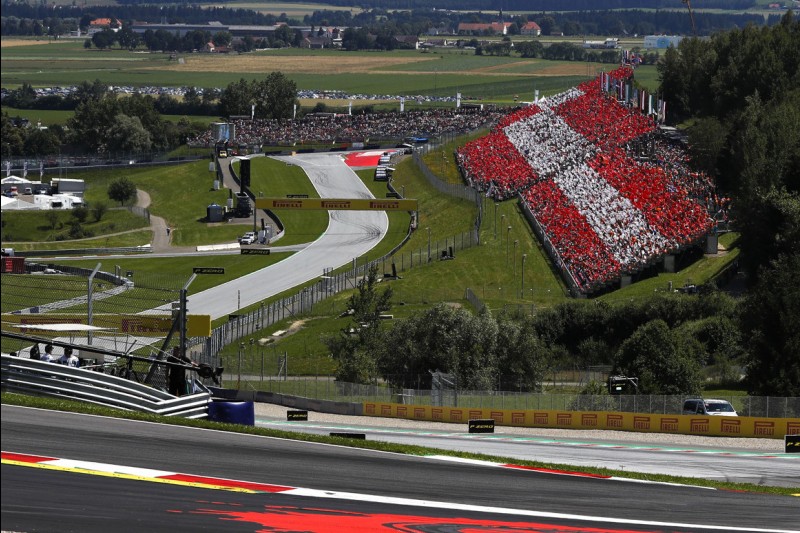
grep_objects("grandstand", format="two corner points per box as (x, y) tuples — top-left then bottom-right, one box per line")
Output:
(457, 67), (716, 296)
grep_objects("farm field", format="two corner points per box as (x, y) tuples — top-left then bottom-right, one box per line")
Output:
(0, 40), (657, 101)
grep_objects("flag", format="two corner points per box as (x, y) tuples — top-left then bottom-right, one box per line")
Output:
(23, 161), (27, 178)
(348, 101), (352, 116)
(251, 103), (255, 120)
(456, 92), (461, 108)
(400, 97), (405, 113)
(4, 160), (9, 177)
(293, 104), (297, 119)
(39, 161), (44, 178)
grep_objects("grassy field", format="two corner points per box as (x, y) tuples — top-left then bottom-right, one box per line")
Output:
(0, 41), (624, 101)
(1, 207), (149, 244)
(2, 134), (739, 369)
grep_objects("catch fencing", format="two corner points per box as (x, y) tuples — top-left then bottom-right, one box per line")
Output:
(216, 375), (800, 418)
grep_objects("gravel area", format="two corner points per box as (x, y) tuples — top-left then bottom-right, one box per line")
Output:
(253, 402), (784, 452)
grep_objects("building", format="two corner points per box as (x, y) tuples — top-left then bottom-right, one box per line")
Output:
(394, 35), (420, 50)
(643, 35), (685, 49)
(520, 21), (541, 36)
(582, 38), (619, 49)
(50, 178), (85, 197)
(88, 18), (122, 35)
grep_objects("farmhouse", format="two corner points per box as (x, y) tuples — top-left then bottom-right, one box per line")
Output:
(520, 21), (541, 36)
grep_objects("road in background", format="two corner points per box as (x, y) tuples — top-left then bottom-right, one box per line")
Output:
(187, 153), (388, 320)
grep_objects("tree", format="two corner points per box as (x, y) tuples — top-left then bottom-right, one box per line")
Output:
(107, 177), (136, 206)
(686, 117), (728, 178)
(212, 31), (232, 47)
(71, 205), (89, 223)
(740, 254), (800, 396)
(324, 266), (392, 384)
(380, 304), (498, 390)
(23, 128), (60, 156)
(252, 72), (298, 120)
(495, 311), (549, 391)
(1, 112), (25, 157)
(91, 29), (116, 50)
(613, 319), (703, 395)
(104, 114), (152, 154)
(45, 210), (60, 230)
(92, 201), (107, 222)
(219, 78), (254, 118)
(537, 16), (555, 36)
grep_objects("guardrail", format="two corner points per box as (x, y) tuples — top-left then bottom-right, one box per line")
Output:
(1, 355), (211, 418)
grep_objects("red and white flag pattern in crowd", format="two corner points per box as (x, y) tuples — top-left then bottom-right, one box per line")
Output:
(457, 67), (713, 292)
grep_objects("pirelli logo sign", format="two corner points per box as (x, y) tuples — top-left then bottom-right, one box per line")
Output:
(255, 198), (418, 211)
(468, 419), (495, 433)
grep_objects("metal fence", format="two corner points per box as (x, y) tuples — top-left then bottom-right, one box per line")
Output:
(217, 375), (799, 418)
(197, 230), (480, 357)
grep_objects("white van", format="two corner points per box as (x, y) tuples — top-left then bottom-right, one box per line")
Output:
(682, 398), (738, 416)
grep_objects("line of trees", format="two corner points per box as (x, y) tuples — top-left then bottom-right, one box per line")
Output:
(1, 80), (208, 157)
(326, 267), (759, 396)
(305, 0), (757, 10)
(1, 73), (300, 157)
(2, 3), (782, 39)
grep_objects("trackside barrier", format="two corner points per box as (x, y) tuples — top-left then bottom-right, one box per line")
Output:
(1, 355), (211, 418)
(363, 402), (800, 440)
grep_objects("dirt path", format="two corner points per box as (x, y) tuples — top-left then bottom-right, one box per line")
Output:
(136, 189), (172, 253)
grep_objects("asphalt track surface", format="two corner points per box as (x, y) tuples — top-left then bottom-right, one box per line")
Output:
(2, 405), (798, 533)
(186, 153), (388, 320)
(254, 413), (799, 489)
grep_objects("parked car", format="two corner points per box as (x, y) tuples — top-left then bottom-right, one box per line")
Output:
(239, 232), (256, 245)
(682, 398), (738, 416)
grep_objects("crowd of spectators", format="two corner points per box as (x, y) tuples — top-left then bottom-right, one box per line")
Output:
(457, 66), (716, 293)
(188, 107), (508, 147)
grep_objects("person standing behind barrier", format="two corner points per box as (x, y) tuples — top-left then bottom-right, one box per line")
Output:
(58, 347), (79, 367)
(41, 344), (55, 363)
(168, 346), (195, 397)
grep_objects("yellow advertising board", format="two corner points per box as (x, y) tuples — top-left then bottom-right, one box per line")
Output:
(254, 198), (418, 211)
(3, 313), (212, 338)
(363, 402), (800, 440)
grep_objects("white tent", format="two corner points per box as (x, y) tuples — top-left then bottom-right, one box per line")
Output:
(1, 195), (38, 210)
(1, 176), (31, 185)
